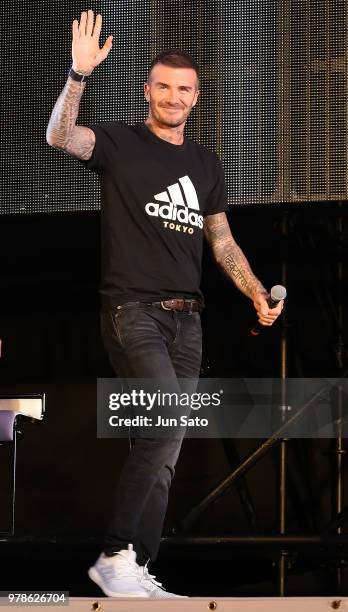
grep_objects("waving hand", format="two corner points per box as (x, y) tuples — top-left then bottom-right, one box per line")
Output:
(72, 10), (113, 75)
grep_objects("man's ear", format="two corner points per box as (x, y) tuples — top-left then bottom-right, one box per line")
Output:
(144, 82), (150, 102)
(192, 90), (200, 107)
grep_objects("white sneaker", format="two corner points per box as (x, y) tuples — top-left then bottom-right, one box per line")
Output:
(88, 544), (187, 599)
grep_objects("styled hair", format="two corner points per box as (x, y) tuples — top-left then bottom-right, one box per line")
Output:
(148, 50), (200, 84)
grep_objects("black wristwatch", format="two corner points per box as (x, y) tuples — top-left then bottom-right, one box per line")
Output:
(68, 67), (90, 82)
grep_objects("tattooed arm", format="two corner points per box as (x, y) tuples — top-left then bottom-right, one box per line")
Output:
(204, 212), (266, 299)
(204, 212), (283, 325)
(46, 10), (113, 160)
(46, 79), (95, 160)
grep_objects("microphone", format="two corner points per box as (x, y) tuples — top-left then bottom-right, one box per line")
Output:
(250, 285), (287, 336)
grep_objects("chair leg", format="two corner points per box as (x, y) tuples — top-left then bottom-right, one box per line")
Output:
(9, 428), (17, 536)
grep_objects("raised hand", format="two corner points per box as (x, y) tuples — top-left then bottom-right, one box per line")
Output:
(72, 10), (113, 75)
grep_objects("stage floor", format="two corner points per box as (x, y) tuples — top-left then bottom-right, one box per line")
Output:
(0, 597), (347, 611)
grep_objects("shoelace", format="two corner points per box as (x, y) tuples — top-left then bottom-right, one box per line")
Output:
(112, 551), (141, 579)
(112, 552), (164, 590)
(138, 561), (165, 591)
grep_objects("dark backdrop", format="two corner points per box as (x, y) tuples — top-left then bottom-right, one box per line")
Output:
(0, 203), (347, 539)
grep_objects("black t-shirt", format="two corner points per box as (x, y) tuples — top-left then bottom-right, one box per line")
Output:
(83, 122), (227, 309)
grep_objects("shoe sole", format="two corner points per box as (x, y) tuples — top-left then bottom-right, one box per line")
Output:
(88, 567), (149, 598)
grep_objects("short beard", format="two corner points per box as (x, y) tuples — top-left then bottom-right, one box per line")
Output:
(160, 117), (185, 128)
(153, 107), (190, 129)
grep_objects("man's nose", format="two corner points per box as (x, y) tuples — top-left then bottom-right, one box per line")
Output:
(165, 89), (179, 104)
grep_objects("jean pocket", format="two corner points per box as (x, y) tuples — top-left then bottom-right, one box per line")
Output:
(112, 303), (143, 348)
(106, 311), (124, 348)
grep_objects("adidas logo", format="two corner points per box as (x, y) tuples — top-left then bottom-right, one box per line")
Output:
(145, 176), (204, 232)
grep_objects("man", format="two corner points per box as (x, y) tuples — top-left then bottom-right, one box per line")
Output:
(46, 10), (283, 598)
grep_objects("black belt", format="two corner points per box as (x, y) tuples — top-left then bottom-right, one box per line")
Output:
(151, 299), (201, 313)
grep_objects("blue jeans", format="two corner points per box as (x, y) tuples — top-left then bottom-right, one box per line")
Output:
(100, 302), (202, 563)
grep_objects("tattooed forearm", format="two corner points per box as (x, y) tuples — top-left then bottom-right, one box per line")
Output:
(46, 77), (95, 160)
(222, 248), (266, 299)
(225, 253), (248, 289)
(204, 212), (267, 299)
(46, 77), (85, 147)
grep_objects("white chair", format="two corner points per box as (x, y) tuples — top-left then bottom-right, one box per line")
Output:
(0, 394), (45, 535)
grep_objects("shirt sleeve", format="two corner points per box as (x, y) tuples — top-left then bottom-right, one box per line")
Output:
(81, 121), (121, 173)
(203, 155), (229, 217)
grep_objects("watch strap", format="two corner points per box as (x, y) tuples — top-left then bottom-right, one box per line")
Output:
(68, 67), (90, 82)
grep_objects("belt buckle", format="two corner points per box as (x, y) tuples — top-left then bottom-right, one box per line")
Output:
(160, 300), (172, 311)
